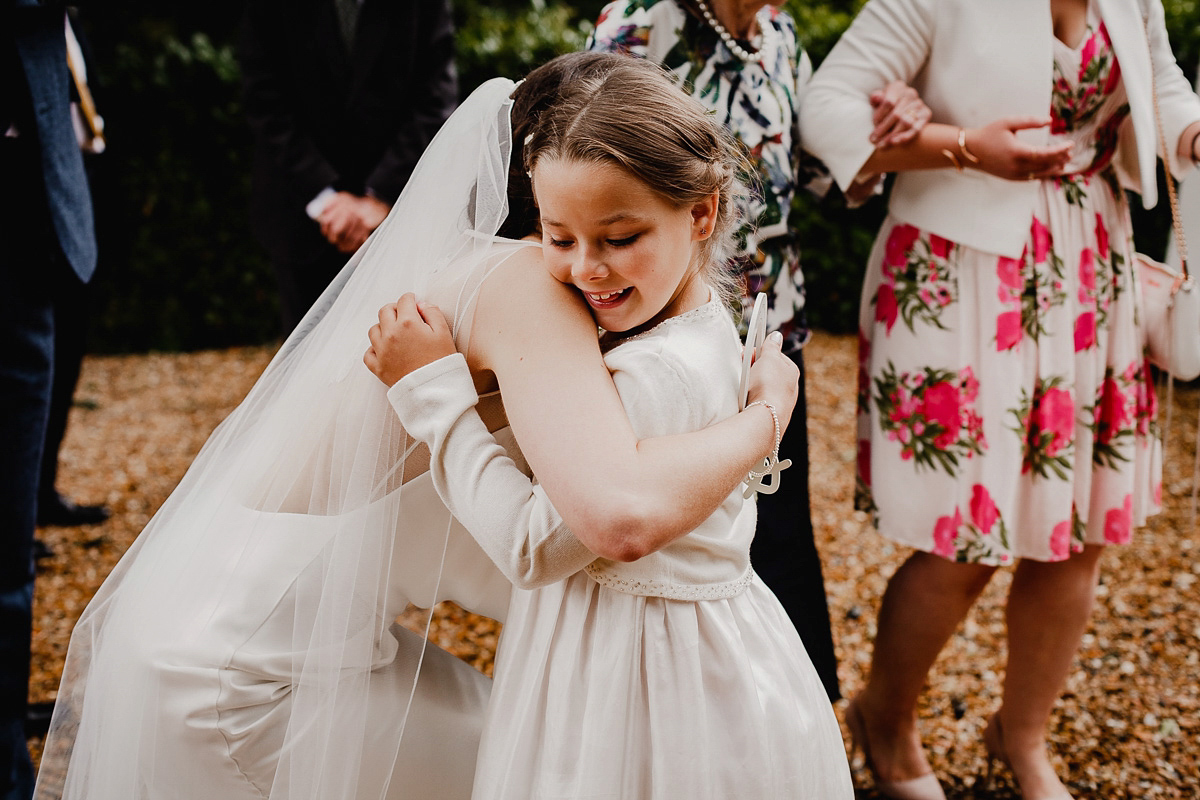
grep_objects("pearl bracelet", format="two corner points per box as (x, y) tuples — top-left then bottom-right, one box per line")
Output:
(743, 401), (791, 498)
(744, 400), (781, 478)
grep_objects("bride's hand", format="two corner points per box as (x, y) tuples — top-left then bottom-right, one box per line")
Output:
(745, 331), (799, 435)
(364, 293), (456, 387)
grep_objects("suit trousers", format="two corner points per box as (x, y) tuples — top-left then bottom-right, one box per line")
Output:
(0, 265), (54, 800)
(750, 348), (841, 702)
(38, 274), (89, 506)
(0, 137), (59, 800)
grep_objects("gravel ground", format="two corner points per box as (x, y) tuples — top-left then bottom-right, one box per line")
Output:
(28, 333), (1200, 798)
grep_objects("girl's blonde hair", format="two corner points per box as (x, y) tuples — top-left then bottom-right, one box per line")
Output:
(522, 53), (752, 311)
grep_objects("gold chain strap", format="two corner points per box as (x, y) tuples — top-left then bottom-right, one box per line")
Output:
(1145, 12), (1190, 276)
(1143, 5), (1200, 523)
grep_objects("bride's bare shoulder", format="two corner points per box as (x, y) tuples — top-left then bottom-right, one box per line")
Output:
(469, 243), (598, 366)
(482, 244), (554, 290)
(477, 244), (590, 324)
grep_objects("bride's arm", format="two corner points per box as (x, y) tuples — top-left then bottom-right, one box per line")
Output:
(470, 255), (789, 562)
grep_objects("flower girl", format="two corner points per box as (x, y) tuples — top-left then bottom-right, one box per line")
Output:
(369, 54), (854, 799)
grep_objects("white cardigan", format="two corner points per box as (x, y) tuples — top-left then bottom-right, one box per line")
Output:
(799, 0), (1200, 257)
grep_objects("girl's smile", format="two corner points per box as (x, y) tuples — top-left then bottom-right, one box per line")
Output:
(583, 287), (632, 309)
(532, 157), (715, 335)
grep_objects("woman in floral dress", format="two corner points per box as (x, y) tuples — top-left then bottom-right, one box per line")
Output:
(587, 0), (930, 702)
(801, 0), (1200, 798)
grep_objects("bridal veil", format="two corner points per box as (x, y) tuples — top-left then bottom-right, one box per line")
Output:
(34, 77), (526, 800)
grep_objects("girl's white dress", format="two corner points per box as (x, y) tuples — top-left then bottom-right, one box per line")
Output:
(38, 291), (849, 800)
(391, 298), (853, 799)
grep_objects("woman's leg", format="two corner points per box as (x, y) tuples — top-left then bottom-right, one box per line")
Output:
(995, 544), (1104, 796)
(855, 551), (996, 782)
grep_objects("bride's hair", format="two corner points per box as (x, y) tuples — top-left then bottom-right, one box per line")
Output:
(518, 53), (751, 310)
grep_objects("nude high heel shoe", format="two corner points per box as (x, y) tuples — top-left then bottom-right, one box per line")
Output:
(845, 697), (946, 800)
(981, 713), (1074, 800)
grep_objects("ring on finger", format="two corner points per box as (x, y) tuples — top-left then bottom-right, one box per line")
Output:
(1028, 172), (1038, 181)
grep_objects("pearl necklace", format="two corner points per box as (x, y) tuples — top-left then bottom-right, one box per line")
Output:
(694, 0), (775, 63)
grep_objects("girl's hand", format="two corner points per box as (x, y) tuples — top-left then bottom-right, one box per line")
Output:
(964, 118), (1073, 181)
(869, 81), (931, 149)
(364, 293), (456, 387)
(745, 331), (799, 435)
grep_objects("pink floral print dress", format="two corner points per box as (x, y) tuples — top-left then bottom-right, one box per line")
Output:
(856, 10), (1161, 565)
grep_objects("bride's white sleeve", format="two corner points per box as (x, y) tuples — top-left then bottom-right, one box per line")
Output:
(387, 353), (598, 588)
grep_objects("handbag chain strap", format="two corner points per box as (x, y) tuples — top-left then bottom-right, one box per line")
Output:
(1145, 12), (1190, 278)
(1143, 7), (1200, 526)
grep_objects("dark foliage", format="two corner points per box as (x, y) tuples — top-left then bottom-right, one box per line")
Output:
(72, 0), (1199, 350)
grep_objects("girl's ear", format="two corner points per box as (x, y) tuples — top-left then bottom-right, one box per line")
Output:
(690, 190), (720, 240)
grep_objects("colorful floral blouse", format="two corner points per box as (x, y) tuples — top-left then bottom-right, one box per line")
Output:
(588, 0), (829, 349)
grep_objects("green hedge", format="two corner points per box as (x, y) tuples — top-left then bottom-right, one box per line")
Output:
(78, 1), (1200, 350)
(82, 9), (278, 351)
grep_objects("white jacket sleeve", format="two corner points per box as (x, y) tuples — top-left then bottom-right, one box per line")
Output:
(799, 0), (935, 192)
(1144, 0), (1200, 178)
(387, 353), (597, 589)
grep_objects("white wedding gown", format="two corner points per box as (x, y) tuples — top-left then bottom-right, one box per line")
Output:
(36, 445), (518, 799)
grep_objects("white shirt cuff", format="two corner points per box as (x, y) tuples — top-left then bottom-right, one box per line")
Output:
(305, 186), (337, 220)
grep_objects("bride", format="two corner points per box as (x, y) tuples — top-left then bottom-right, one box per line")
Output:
(33, 54), (799, 800)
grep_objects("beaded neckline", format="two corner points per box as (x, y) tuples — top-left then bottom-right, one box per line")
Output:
(693, 0), (776, 63)
(600, 296), (726, 351)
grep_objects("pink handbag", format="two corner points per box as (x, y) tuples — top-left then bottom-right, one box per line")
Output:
(1135, 13), (1198, 382)
(1135, 5), (1200, 519)
(1136, 253), (1200, 382)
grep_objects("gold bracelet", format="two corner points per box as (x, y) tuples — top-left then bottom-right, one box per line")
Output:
(941, 148), (963, 172)
(958, 127), (981, 165)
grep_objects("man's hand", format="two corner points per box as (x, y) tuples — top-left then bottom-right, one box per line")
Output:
(319, 192), (392, 253)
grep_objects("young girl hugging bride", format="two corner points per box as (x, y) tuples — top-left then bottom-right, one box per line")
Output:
(365, 54), (854, 799)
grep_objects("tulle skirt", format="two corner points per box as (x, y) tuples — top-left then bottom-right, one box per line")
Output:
(36, 489), (503, 800)
(472, 571), (853, 799)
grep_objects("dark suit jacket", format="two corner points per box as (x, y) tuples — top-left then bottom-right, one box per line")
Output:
(3, 0), (96, 282)
(1, 3), (95, 762)
(239, 0), (457, 263)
